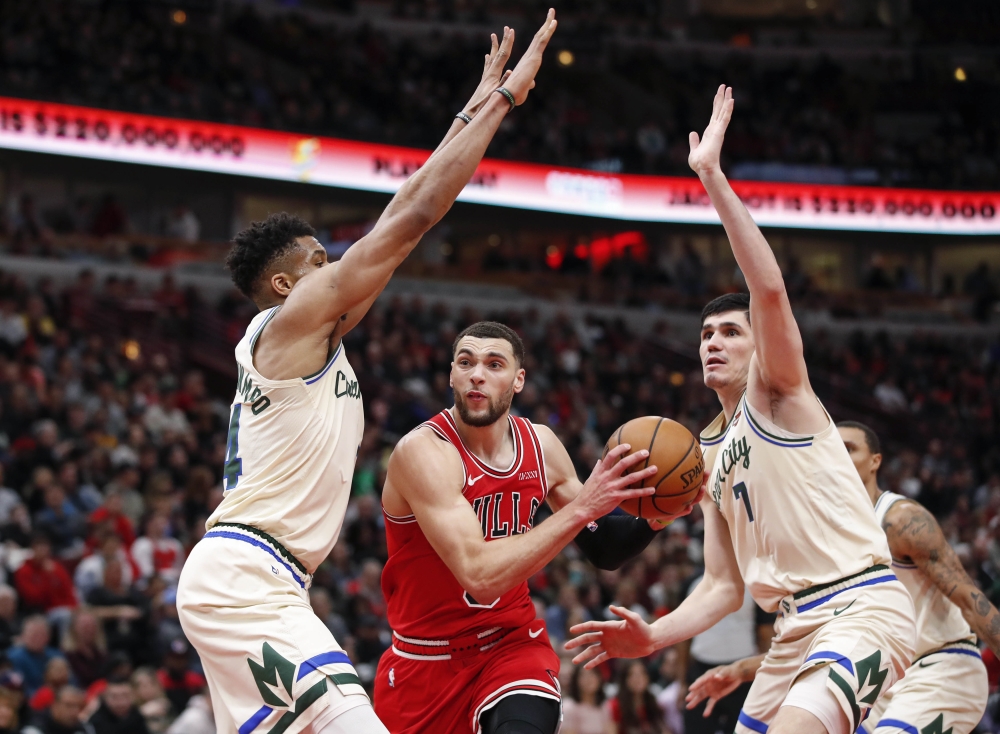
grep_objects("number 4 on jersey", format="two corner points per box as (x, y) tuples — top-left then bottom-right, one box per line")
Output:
(733, 481), (754, 522)
(224, 404), (243, 490)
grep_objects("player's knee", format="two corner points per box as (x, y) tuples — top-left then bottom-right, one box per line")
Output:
(479, 695), (561, 734)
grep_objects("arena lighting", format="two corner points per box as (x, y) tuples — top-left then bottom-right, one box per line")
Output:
(955, 67), (967, 82)
(557, 50), (574, 66)
(1, 96), (998, 234)
(171, 9), (187, 25)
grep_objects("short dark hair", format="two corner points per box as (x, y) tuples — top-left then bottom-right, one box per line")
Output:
(226, 213), (315, 300)
(701, 292), (751, 326)
(837, 420), (881, 455)
(452, 321), (525, 366)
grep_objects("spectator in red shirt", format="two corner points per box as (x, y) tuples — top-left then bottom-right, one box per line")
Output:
(87, 491), (135, 550)
(14, 533), (77, 622)
(607, 661), (669, 734)
(156, 638), (204, 714)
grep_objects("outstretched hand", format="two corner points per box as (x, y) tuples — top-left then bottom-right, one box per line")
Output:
(688, 84), (734, 177)
(685, 661), (745, 716)
(564, 605), (657, 669)
(463, 28), (515, 116)
(502, 8), (558, 105)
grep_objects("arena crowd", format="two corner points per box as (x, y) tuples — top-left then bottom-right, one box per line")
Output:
(1, 0), (998, 189)
(0, 264), (996, 732)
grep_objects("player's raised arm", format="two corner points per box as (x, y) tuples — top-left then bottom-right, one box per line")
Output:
(387, 429), (656, 605)
(271, 11), (557, 340)
(688, 86), (809, 397)
(565, 495), (744, 669)
(883, 500), (1000, 657)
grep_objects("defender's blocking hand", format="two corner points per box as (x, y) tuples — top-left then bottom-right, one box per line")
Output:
(688, 84), (734, 177)
(502, 8), (558, 105)
(463, 28), (515, 117)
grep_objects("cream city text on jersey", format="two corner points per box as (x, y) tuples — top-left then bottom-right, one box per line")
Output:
(712, 435), (751, 506)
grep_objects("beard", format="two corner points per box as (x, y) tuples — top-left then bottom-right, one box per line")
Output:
(454, 381), (516, 427)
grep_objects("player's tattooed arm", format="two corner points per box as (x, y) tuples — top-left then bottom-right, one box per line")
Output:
(883, 499), (1000, 656)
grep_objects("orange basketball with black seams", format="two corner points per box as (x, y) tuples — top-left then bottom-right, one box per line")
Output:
(603, 416), (705, 520)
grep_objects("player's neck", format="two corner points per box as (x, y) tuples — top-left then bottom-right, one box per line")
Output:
(868, 483), (883, 507)
(449, 407), (515, 468)
(715, 384), (745, 423)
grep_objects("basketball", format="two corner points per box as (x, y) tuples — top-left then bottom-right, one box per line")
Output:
(603, 417), (705, 521)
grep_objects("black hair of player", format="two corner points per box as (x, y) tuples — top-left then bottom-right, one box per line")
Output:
(453, 321), (525, 366)
(226, 213), (316, 301)
(837, 420), (881, 456)
(701, 292), (751, 327)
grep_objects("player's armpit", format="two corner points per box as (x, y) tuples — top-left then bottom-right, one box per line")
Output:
(884, 499), (1000, 656)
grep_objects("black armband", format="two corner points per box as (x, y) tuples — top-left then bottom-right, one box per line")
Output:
(573, 513), (659, 571)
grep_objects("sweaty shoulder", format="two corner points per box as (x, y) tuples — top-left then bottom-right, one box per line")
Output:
(384, 425), (465, 514)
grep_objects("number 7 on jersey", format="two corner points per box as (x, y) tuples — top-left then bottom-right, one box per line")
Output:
(733, 481), (754, 522)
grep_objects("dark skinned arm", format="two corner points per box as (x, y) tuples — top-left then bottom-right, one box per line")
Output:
(882, 499), (1000, 656)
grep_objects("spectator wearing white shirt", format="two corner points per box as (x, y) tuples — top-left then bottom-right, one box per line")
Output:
(131, 515), (184, 587)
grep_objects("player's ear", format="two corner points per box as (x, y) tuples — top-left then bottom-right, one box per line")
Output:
(270, 270), (294, 298)
(871, 452), (882, 474)
(513, 367), (526, 394)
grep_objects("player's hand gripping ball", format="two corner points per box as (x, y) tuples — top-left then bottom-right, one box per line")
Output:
(603, 417), (704, 521)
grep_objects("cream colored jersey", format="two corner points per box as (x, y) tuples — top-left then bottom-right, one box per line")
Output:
(206, 306), (364, 573)
(874, 491), (975, 657)
(699, 393), (891, 612)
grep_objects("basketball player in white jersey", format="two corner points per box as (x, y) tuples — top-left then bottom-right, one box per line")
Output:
(566, 86), (916, 734)
(685, 421), (998, 734)
(176, 14), (559, 734)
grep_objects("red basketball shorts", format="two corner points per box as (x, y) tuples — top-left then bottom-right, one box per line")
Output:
(373, 621), (561, 734)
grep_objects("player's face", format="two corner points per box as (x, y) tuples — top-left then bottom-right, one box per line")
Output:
(699, 310), (754, 392)
(451, 337), (525, 427)
(269, 237), (329, 299)
(838, 426), (882, 489)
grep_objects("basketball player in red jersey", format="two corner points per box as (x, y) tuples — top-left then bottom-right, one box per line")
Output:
(376, 321), (697, 734)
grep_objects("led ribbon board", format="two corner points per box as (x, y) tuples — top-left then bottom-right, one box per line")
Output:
(1, 96), (997, 234)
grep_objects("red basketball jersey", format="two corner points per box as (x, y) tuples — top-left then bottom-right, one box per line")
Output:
(382, 410), (548, 641)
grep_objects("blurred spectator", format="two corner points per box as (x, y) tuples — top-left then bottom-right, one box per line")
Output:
(34, 487), (85, 560)
(607, 661), (669, 734)
(131, 668), (172, 734)
(165, 690), (212, 734)
(27, 657), (71, 712)
(89, 197), (126, 239)
(7, 616), (62, 698)
(13, 535), (76, 621)
(84, 561), (149, 664)
(20, 684), (89, 734)
(155, 639), (204, 715)
(130, 515), (184, 588)
(0, 687), (18, 734)
(654, 648), (685, 734)
(0, 588), (19, 651)
(87, 677), (149, 734)
(61, 609), (107, 690)
(74, 535), (136, 602)
(87, 492), (136, 551)
(163, 206), (200, 244)
(0, 468), (20, 526)
(562, 665), (613, 734)
(309, 588), (350, 644)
